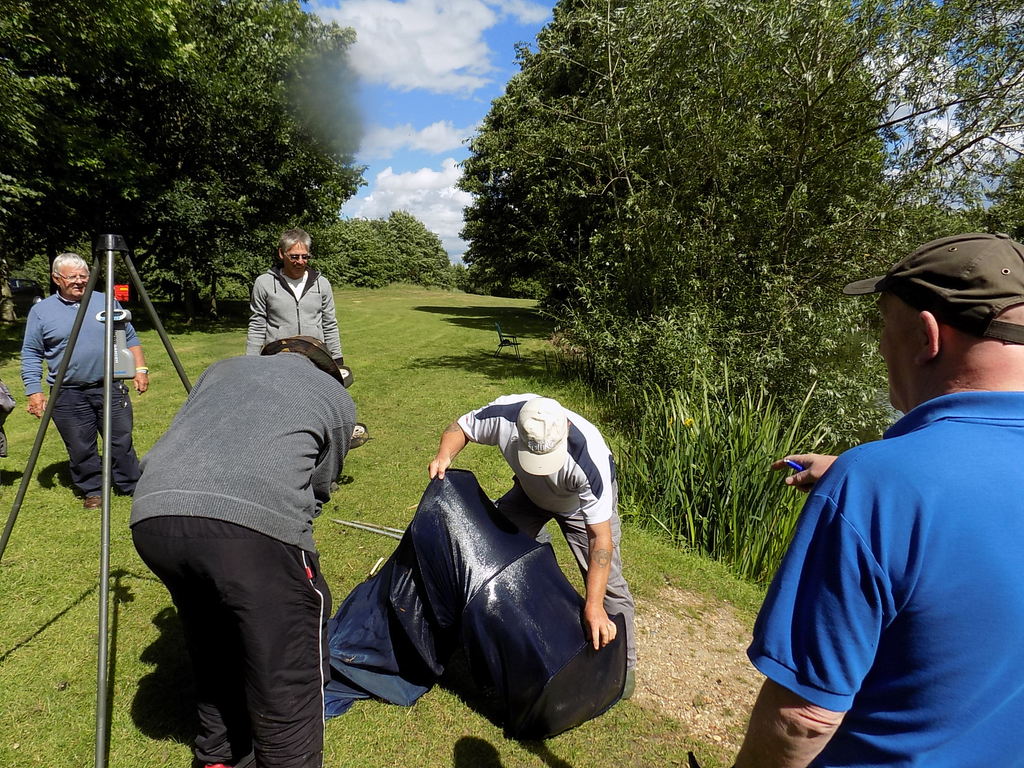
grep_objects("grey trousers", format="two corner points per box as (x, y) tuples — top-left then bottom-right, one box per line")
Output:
(496, 479), (637, 669)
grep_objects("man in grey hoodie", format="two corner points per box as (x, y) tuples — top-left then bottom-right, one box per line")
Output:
(131, 336), (356, 768)
(245, 228), (343, 366)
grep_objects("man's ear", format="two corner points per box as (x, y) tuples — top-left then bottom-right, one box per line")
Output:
(915, 311), (941, 364)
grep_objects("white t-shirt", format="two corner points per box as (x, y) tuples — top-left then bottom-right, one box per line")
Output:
(283, 271), (309, 301)
(457, 393), (616, 525)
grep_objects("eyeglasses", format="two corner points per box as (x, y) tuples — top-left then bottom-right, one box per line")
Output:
(284, 253), (311, 262)
(56, 273), (89, 283)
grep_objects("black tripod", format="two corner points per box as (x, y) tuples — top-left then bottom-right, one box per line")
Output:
(0, 234), (192, 768)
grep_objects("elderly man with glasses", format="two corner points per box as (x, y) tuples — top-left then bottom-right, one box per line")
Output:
(20, 252), (149, 509)
(245, 228), (344, 368)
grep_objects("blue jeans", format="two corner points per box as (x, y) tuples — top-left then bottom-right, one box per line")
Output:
(51, 381), (141, 497)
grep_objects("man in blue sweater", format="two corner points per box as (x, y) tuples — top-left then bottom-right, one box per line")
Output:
(734, 233), (1024, 767)
(20, 252), (149, 508)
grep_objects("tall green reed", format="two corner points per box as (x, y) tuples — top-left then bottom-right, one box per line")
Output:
(619, 372), (827, 583)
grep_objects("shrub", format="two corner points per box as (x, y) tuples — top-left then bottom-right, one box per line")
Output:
(618, 373), (828, 583)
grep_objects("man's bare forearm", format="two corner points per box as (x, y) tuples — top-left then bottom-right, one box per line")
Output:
(428, 421), (470, 478)
(580, 521), (615, 649)
(735, 679), (845, 768)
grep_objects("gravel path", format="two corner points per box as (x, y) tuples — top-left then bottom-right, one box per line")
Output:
(632, 588), (762, 760)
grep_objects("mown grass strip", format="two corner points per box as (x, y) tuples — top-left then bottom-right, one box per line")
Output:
(1, 285), (761, 767)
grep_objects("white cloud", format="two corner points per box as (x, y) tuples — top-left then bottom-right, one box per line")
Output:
(345, 158), (474, 259)
(311, 0), (549, 93)
(359, 120), (476, 159)
(499, 0), (550, 24)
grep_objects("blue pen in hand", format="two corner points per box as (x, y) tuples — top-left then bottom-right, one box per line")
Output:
(784, 459), (805, 472)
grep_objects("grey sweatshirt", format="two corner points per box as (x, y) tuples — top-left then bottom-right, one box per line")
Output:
(130, 353), (356, 552)
(245, 266), (343, 358)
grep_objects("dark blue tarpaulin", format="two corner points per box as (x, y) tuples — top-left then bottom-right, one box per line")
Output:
(325, 469), (626, 739)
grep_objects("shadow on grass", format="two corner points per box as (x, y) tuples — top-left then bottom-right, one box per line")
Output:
(0, 332), (24, 367)
(412, 305), (550, 339)
(0, 582), (97, 664)
(453, 736), (504, 767)
(439, 650), (576, 768)
(36, 460), (75, 491)
(131, 606), (197, 744)
(405, 352), (551, 381)
(0, 464), (24, 486)
(128, 300), (250, 337)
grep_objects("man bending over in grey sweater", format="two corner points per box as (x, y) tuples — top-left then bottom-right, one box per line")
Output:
(131, 336), (357, 768)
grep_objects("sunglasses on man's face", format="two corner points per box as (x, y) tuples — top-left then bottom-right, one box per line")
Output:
(285, 252), (311, 261)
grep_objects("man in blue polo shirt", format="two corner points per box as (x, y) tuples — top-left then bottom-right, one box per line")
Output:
(734, 233), (1024, 767)
(429, 394), (636, 696)
(21, 252), (149, 509)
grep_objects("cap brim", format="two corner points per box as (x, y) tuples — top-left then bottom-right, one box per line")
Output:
(261, 337), (345, 385)
(842, 275), (887, 295)
(518, 441), (568, 476)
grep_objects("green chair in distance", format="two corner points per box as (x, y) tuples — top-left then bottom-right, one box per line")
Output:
(494, 322), (521, 360)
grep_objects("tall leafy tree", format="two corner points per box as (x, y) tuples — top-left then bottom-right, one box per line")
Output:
(385, 210), (453, 288)
(0, 0), (363, 319)
(461, 0), (1022, 440)
(989, 158), (1024, 240)
(315, 213), (455, 289)
(136, 0), (362, 313)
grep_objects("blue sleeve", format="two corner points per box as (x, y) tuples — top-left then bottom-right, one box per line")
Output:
(747, 482), (896, 712)
(20, 305), (46, 395)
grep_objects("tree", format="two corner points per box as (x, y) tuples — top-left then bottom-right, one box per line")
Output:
(989, 158), (1024, 240)
(126, 0), (363, 315)
(460, 0), (1023, 441)
(385, 211), (454, 288)
(316, 214), (456, 290)
(0, 0), (363, 320)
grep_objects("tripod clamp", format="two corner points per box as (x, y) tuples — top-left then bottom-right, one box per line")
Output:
(94, 308), (135, 380)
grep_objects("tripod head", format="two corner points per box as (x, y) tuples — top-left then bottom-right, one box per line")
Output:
(94, 234), (129, 254)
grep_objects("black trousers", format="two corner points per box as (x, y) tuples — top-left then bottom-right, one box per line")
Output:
(51, 382), (141, 496)
(133, 517), (332, 768)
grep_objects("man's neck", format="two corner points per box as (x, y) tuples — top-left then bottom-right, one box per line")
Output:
(919, 336), (1024, 407)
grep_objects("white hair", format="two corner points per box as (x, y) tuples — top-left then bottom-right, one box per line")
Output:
(51, 252), (89, 276)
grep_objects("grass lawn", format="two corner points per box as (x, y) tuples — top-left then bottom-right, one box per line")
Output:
(0, 284), (762, 767)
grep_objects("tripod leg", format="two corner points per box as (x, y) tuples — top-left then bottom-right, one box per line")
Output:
(95, 246), (118, 768)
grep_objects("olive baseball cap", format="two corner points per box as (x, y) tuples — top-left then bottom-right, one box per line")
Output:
(843, 232), (1024, 344)
(261, 335), (348, 385)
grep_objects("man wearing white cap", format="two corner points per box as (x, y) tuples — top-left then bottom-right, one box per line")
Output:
(429, 394), (636, 694)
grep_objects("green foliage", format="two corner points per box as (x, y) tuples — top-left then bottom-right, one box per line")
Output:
(383, 211), (455, 289)
(460, 0), (1024, 444)
(314, 214), (457, 290)
(0, 0), (363, 317)
(989, 158), (1024, 241)
(619, 375), (828, 583)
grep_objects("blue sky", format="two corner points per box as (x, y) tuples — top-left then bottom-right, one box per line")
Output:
(308, 0), (555, 261)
